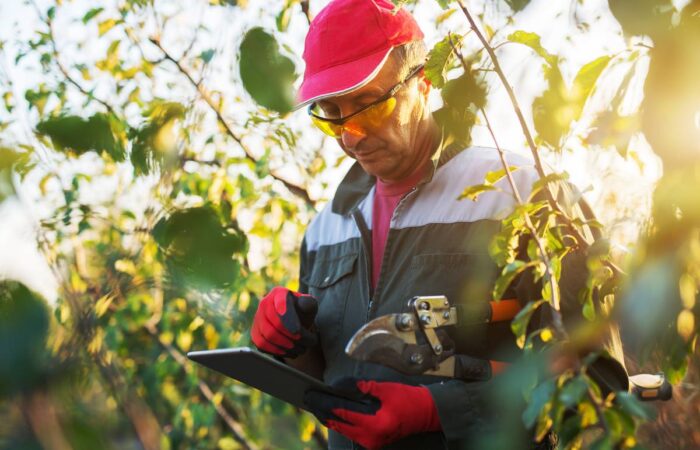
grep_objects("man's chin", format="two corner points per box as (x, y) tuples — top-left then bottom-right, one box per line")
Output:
(356, 158), (383, 175)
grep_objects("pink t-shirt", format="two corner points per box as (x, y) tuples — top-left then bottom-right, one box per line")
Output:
(371, 165), (428, 290)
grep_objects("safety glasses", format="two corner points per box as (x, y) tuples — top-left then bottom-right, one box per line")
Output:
(307, 64), (424, 138)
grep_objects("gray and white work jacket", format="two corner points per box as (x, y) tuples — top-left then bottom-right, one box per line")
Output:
(298, 145), (599, 450)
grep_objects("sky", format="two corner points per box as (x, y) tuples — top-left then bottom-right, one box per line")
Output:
(0, 0), (669, 304)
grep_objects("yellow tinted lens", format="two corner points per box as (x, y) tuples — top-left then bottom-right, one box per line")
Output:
(310, 115), (343, 138)
(347, 97), (397, 131)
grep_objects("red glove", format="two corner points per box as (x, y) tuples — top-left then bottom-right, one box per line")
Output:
(250, 287), (317, 358)
(304, 378), (442, 449)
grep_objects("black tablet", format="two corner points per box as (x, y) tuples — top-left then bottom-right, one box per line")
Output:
(187, 347), (361, 411)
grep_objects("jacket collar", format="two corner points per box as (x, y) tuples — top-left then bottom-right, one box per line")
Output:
(331, 127), (464, 216)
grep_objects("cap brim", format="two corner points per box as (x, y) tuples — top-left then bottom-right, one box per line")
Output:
(294, 47), (393, 111)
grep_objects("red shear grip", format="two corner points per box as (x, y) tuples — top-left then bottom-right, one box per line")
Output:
(489, 299), (521, 322)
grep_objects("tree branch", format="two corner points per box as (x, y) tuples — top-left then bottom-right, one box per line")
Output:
(448, 31), (566, 334)
(148, 37), (316, 209)
(21, 390), (73, 450)
(481, 106), (566, 336)
(144, 323), (258, 450)
(300, 0), (312, 25)
(45, 13), (117, 116)
(455, 0), (625, 280)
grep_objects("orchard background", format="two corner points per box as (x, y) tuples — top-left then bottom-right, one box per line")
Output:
(0, 0), (698, 449)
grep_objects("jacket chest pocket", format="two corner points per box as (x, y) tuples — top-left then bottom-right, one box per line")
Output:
(306, 252), (359, 366)
(408, 252), (499, 357)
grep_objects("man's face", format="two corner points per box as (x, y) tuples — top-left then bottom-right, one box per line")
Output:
(316, 57), (432, 182)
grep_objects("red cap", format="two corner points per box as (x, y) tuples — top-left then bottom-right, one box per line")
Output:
(296, 0), (424, 109)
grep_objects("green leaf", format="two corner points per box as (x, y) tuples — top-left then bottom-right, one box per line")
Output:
(0, 148), (22, 202)
(505, 0), (532, 12)
(511, 299), (545, 348)
(0, 281), (50, 397)
(608, 0), (674, 37)
(199, 49), (215, 64)
(441, 70), (487, 111)
(529, 172), (568, 201)
(435, 9), (456, 25)
(585, 111), (641, 157)
(571, 56), (611, 117)
(493, 260), (533, 301)
(36, 113), (127, 162)
(276, 5), (293, 32)
(507, 31), (557, 66)
(559, 376), (587, 407)
(152, 205), (248, 290)
(433, 105), (476, 149)
(615, 392), (656, 420)
(239, 27), (296, 114)
(425, 34), (462, 89)
(522, 378), (556, 428)
(130, 102), (186, 175)
(82, 7), (104, 24)
(532, 65), (567, 149)
(458, 183), (497, 201)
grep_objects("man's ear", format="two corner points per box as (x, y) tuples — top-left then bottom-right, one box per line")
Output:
(417, 71), (431, 97)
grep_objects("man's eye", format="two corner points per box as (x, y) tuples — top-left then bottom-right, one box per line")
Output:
(319, 105), (340, 118)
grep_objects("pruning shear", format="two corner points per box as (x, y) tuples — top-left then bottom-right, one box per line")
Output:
(345, 295), (520, 382)
(345, 295), (673, 401)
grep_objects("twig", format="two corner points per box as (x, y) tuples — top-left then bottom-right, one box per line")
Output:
(300, 0), (312, 25)
(455, 0), (625, 281)
(448, 31), (566, 335)
(45, 12), (117, 116)
(148, 37), (316, 208)
(585, 387), (610, 435)
(145, 323), (258, 450)
(481, 106), (566, 336)
(21, 390), (73, 450)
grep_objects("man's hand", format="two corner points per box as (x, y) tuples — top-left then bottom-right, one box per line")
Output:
(251, 287), (318, 358)
(304, 378), (441, 450)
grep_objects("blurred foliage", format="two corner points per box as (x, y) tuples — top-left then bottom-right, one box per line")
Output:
(239, 27), (297, 115)
(0, 0), (699, 449)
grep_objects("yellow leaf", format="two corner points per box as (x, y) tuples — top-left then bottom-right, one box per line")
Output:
(175, 298), (187, 312)
(212, 392), (224, 406)
(161, 330), (174, 345)
(540, 328), (553, 342)
(300, 417), (315, 442)
(59, 303), (71, 323)
(217, 437), (240, 450)
(95, 293), (115, 317)
(679, 273), (697, 310)
(177, 331), (193, 352)
(70, 271), (87, 293)
(205, 324), (219, 349)
(114, 259), (136, 275)
(98, 18), (117, 36)
(238, 291), (250, 311)
(163, 379), (181, 406)
(189, 316), (205, 331)
(677, 309), (695, 341)
(39, 173), (53, 195)
(87, 328), (104, 355)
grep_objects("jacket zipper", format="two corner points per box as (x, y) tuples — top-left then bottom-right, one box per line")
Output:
(350, 208), (374, 323)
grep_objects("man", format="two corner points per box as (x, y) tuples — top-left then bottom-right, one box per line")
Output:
(250, 0), (624, 448)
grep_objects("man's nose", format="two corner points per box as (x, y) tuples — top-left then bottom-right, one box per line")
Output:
(340, 126), (367, 149)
